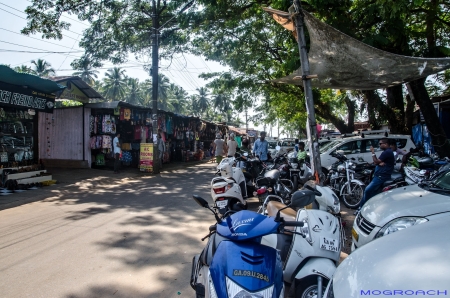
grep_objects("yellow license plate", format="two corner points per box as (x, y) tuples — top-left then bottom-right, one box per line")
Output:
(352, 227), (359, 242)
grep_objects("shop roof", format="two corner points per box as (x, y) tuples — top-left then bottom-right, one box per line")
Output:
(49, 76), (103, 102)
(0, 65), (65, 94)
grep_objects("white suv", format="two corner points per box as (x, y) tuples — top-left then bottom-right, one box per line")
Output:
(318, 132), (415, 169)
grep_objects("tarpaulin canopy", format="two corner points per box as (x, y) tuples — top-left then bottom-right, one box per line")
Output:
(0, 65), (65, 94)
(263, 7), (450, 90)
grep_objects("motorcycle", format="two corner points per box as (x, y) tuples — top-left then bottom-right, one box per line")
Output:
(190, 194), (308, 298)
(325, 151), (366, 209)
(254, 169), (294, 205)
(282, 151), (313, 190)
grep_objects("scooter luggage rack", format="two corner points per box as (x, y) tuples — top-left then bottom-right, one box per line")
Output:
(257, 194), (285, 215)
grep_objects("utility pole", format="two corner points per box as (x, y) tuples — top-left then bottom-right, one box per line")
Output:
(151, 0), (160, 174)
(245, 108), (248, 133)
(293, 0), (323, 184)
(150, 0), (194, 174)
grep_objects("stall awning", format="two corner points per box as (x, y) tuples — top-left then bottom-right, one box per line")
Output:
(50, 76), (103, 102)
(0, 65), (65, 94)
(0, 65), (64, 113)
(263, 8), (450, 90)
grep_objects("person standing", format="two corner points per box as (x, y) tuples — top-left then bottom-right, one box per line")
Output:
(297, 141), (307, 161)
(157, 133), (166, 169)
(213, 133), (226, 164)
(113, 133), (121, 174)
(294, 139), (299, 153)
(227, 133), (238, 157)
(355, 138), (395, 214)
(254, 131), (269, 161)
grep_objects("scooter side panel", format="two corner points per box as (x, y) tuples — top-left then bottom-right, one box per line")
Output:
(209, 241), (283, 297)
(294, 257), (336, 281)
(217, 210), (279, 240)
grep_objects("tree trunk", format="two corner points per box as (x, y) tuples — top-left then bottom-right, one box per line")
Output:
(404, 94), (415, 135)
(344, 96), (355, 133)
(386, 85), (408, 133)
(362, 90), (382, 130)
(408, 78), (450, 157)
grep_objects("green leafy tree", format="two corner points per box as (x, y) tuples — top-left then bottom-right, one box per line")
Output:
(72, 57), (99, 85)
(103, 67), (127, 101)
(14, 65), (34, 74)
(125, 78), (144, 105)
(196, 87), (210, 115)
(31, 59), (55, 77)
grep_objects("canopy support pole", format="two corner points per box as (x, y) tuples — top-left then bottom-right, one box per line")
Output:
(292, 0), (323, 184)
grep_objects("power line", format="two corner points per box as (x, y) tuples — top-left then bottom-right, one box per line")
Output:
(0, 5), (81, 41)
(0, 27), (81, 50)
(0, 48), (82, 53)
(57, 33), (80, 70)
(0, 40), (82, 53)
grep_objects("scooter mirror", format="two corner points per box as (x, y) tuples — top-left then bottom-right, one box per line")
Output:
(276, 146), (281, 151)
(290, 190), (316, 208)
(192, 195), (209, 208)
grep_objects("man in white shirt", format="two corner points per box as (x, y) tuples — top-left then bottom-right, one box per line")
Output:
(227, 133), (238, 157)
(213, 133), (227, 164)
(113, 133), (121, 174)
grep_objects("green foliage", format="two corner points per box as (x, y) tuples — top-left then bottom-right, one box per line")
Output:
(30, 59), (55, 77)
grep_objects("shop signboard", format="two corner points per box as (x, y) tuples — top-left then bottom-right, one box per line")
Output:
(140, 143), (154, 172)
(56, 80), (89, 102)
(0, 81), (56, 113)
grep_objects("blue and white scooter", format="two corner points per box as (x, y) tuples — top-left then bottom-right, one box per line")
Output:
(190, 192), (315, 298)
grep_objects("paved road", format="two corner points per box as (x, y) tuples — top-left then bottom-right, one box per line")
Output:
(0, 163), (218, 298)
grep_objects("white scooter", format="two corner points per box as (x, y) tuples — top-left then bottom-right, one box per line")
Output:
(210, 153), (253, 216)
(260, 185), (343, 298)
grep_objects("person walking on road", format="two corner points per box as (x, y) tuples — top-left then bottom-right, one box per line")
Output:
(213, 133), (226, 164)
(254, 131), (269, 162)
(157, 133), (166, 169)
(227, 133), (238, 157)
(355, 138), (395, 214)
(113, 133), (121, 174)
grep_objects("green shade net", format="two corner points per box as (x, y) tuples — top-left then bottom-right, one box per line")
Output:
(0, 65), (65, 94)
(263, 8), (450, 90)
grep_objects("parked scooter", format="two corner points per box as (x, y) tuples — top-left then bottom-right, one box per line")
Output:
(190, 194), (307, 298)
(260, 188), (342, 298)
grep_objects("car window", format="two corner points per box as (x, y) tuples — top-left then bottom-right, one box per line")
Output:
(435, 171), (450, 189)
(390, 138), (408, 149)
(282, 141), (295, 146)
(336, 141), (362, 154)
(364, 139), (382, 152)
(268, 142), (277, 149)
(320, 140), (342, 153)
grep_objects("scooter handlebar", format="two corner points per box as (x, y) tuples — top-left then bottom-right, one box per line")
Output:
(283, 221), (304, 227)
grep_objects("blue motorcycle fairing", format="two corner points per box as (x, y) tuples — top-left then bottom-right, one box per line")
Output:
(210, 241), (283, 298)
(217, 210), (280, 241)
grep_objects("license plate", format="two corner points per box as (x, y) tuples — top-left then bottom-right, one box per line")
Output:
(352, 227), (359, 242)
(320, 236), (339, 252)
(216, 200), (228, 208)
(290, 169), (300, 171)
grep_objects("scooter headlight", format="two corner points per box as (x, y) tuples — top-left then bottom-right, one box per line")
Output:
(290, 163), (299, 169)
(226, 277), (274, 298)
(375, 217), (428, 239)
(299, 220), (313, 245)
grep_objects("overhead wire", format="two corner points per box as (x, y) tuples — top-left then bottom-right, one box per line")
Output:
(0, 27), (81, 50)
(0, 40), (82, 53)
(0, 4), (81, 41)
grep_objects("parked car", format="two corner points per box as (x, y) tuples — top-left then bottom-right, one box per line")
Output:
(324, 215), (450, 298)
(267, 140), (278, 157)
(276, 138), (296, 155)
(319, 132), (415, 170)
(351, 164), (450, 251)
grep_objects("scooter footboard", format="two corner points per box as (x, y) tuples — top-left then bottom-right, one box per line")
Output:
(294, 257), (336, 281)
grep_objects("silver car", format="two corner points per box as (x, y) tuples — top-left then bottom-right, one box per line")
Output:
(351, 165), (450, 251)
(325, 215), (450, 297)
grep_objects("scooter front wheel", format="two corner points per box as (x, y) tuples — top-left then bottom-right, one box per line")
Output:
(341, 182), (365, 209)
(295, 275), (328, 298)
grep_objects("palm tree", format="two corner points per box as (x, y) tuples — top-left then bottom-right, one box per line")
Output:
(103, 67), (127, 102)
(196, 87), (210, 115)
(188, 95), (200, 116)
(30, 59), (55, 77)
(125, 78), (144, 105)
(72, 58), (99, 85)
(168, 85), (188, 114)
(142, 74), (171, 110)
(14, 65), (33, 74)
(212, 93), (227, 112)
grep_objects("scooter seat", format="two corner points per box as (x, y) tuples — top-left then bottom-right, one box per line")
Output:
(266, 201), (297, 222)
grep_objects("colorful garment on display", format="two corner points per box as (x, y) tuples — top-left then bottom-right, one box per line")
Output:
(114, 107), (120, 115)
(120, 151), (133, 162)
(96, 154), (105, 165)
(120, 108), (125, 121)
(102, 135), (112, 149)
(124, 109), (131, 120)
(134, 126), (142, 140)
